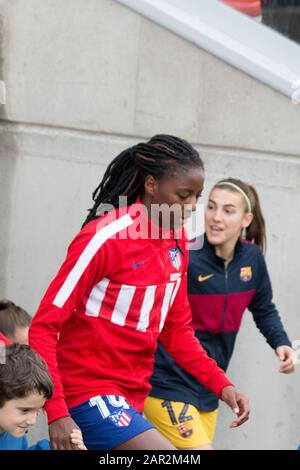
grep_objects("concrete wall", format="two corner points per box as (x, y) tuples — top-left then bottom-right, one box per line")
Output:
(0, 0), (299, 449)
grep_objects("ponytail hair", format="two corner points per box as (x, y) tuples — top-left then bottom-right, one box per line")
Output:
(214, 178), (266, 253)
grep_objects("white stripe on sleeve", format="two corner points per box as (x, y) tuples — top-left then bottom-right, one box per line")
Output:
(53, 214), (133, 308)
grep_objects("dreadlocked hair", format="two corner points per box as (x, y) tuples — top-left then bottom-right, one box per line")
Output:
(82, 134), (204, 227)
(215, 177), (266, 254)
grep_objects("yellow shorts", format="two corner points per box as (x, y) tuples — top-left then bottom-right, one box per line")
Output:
(144, 396), (218, 449)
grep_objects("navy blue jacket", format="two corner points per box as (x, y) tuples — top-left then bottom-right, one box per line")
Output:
(149, 235), (291, 411)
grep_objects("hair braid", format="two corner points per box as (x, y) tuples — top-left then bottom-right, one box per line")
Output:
(83, 134), (204, 227)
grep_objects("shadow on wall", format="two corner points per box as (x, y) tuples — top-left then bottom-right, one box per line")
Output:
(0, 14), (18, 297)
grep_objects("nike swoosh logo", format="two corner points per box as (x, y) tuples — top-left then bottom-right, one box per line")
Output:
(198, 274), (214, 282)
(132, 261), (145, 269)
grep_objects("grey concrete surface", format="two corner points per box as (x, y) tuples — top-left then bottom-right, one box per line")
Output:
(0, 0), (299, 450)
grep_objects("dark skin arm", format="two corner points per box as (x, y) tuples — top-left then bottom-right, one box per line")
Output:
(221, 386), (250, 428)
(49, 416), (84, 450)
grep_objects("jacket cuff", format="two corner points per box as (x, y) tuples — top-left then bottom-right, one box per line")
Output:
(44, 397), (70, 424)
(273, 337), (292, 349)
(209, 374), (233, 398)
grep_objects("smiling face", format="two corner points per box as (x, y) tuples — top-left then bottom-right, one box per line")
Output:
(142, 166), (205, 230)
(205, 187), (253, 254)
(0, 392), (46, 437)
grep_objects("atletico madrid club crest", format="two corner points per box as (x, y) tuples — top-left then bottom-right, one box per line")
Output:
(109, 409), (132, 427)
(169, 247), (182, 271)
(240, 266), (252, 282)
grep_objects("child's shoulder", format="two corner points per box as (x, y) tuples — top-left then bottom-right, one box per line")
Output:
(0, 432), (51, 450)
(0, 431), (28, 450)
(28, 439), (51, 450)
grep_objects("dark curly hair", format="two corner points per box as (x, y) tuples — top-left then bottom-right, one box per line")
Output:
(0, 344), (53, 408)
(82, 134), (204, 227)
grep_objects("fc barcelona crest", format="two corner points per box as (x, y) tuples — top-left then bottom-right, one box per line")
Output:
(177, 423), (193, 438)
(169, 247), (182, 271)
(240, 266), (252, 282)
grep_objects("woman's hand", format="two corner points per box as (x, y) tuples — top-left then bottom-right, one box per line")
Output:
(221, 385), (250, 428)
(276, 346), (295, 373)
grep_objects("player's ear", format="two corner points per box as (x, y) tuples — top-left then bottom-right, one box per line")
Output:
(242, 212), (253, 229)
(144, 175), (158, 197)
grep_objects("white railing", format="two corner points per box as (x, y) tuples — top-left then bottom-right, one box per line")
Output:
(116, 0), (300, 99)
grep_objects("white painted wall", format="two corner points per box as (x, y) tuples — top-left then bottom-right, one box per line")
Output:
(0, 0), (299, 449)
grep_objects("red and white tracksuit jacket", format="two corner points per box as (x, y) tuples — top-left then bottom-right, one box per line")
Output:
(0, 332), (11, 345)
(29, 202), (232, 423)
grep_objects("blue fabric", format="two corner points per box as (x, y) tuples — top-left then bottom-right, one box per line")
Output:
(69, 395), (154, 450)
(0, 432), (28, 450)
(0, 431), (51, 450)
(28, 439), (51, 450)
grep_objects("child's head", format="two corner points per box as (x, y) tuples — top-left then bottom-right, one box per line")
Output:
(0, 344), (53, 437)
(0, 299), (32, 344)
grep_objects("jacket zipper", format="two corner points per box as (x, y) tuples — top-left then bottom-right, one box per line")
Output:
(220, 264), (229, 330)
